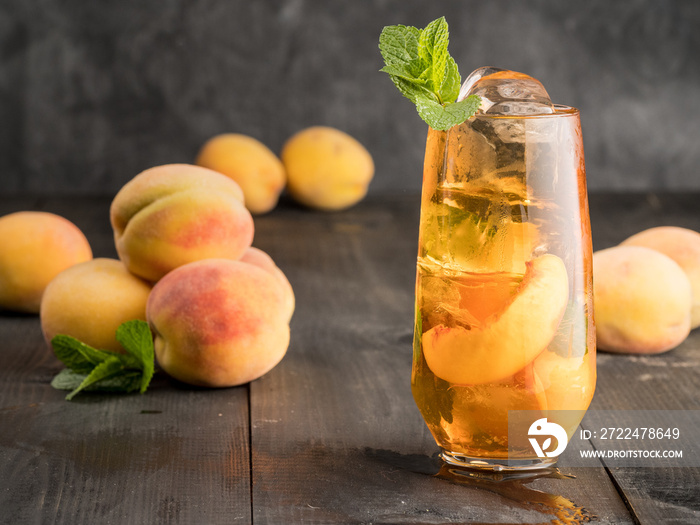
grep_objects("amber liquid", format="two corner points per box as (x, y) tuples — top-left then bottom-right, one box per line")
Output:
(412, 109), (596, 466)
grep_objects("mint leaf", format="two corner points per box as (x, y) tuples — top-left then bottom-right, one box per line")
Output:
(380, 17), (480, 130)
(50, 320), (156, 400)
(418, 17), (450, 101)
(416, 95), (481, 131)
(65, 357), (125, 401)
(51, 368), (143, 395)
(378, 24), (422, 78)
(51, 335), (119, 374)
(439, 55), (461, 106)
(115, 320), (155, 394)
(51, 368), (86, 391)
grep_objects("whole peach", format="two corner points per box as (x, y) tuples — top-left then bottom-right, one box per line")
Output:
(593, 246), (691, 354)
(0, 211), (92, 313)
(40, 258), (152, 353)
(110, 164), (254, 282)
(281, 126), (374, 211)
(147, 258), (290, 387)
(240, 247), (295, 322)
(196, 134), (286, 215)
(621, 226), (700, 329)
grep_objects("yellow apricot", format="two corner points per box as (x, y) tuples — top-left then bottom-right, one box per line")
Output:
(281, 126), (374, 211)
(196, 133), (286, 215)
(0, 211), (92, 313)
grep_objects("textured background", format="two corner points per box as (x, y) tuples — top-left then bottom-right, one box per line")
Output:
(0, 0), (698, 196)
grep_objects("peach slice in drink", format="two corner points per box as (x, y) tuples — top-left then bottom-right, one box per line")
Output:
(533, 349), (595, 439)
(422, 254), (569, 385)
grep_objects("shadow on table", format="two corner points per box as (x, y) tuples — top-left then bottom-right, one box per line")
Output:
(365, 448), (595, 524)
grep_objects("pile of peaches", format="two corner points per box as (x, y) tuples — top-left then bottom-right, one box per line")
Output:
(0, 126), (374, 388)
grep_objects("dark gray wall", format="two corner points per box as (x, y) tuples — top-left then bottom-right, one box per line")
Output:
(1, 0), (698, 196)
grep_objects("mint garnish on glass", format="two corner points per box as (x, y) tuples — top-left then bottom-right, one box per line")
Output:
(379, 16), (480, 130)
(50, 320), (155, 400)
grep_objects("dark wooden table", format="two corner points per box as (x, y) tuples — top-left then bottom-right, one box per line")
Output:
(1, 193), (699, 524)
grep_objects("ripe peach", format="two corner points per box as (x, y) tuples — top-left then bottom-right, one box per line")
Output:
(110, 164), (254, 282)
(147, 258), (291, 387)
(621, 226), (700, 329)
(422, 254), (569, 385)
(195, 133), (286, 215)
(40, 258), (152, 353)
(281, 126), (374, 211)
(0, 211), (92, 313)
(593, 246), (691, 354)
(239, 247), (295, 322)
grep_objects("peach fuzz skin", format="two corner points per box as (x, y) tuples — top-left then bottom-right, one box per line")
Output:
(593, 246), (691, 354)
(240, 247), (295, 322)
(40, 258), (152, 353)
(110, 164), (254, 282)
(147, 258), (291, 388)
(621, 226), (700, 329)
(0, 211), (92, 313)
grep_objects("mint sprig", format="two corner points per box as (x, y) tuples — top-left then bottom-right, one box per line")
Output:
(50, 320), (156, 400)
(379, 17), (480, 130)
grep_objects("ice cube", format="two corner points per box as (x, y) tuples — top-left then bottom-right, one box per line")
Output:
(458, 66), (555, 115)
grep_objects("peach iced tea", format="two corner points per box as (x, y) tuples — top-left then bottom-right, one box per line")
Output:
(411, 69), (596, 469)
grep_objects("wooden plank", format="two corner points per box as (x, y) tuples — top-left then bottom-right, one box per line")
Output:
(249, 195), (633, 524)
(0, 197), (252, 525)
(588, 192), (700, 524)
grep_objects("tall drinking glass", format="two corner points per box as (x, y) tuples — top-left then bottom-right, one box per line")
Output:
(412, 68), (596, 470)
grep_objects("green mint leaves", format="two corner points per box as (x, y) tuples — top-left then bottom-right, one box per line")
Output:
(379, 17), (481, 130)
(50, 320), (155, 400)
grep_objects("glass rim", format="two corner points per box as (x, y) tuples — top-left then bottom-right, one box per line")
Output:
(471, 104), (580, 120)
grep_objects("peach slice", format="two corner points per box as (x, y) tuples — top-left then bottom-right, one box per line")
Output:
(422, 254), (569, 385)
(533, 350), (596, 439)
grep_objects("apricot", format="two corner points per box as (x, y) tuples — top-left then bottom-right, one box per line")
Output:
(422, 254), (569, 385)
(281, 126), (374, 211)
(239, 247), (295, 322)
(40, 258), (152, 353)
(593, 246), (691, 354)
(195, 133), (286, 215)
(621, 226), (700, 329)
(147, 258), (290, 387)
(0, 211), (92, 313)
(110, 164), (254, 282)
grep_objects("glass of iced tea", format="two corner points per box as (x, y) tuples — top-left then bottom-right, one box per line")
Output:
(412, 67), (596, 470)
